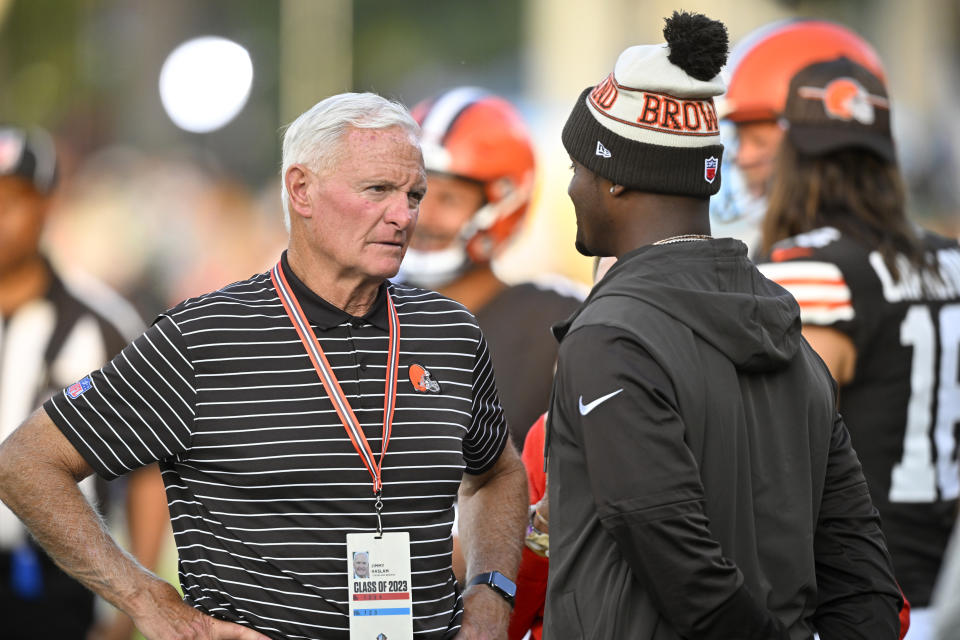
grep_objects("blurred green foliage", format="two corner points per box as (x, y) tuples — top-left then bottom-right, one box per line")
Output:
(0, 0), (85, 126)
(354, 0), (523, 104)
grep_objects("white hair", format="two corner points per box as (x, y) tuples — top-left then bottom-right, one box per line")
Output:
(280, 92), (420, 230)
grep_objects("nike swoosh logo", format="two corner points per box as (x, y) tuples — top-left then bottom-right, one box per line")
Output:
(578, 388), (624, 415)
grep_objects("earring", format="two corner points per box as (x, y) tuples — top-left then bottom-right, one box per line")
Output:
(609, 186), (616, 194)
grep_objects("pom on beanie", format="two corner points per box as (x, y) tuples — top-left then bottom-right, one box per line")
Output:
(664, 11), (729, 81)
(561, 11), (729, 197)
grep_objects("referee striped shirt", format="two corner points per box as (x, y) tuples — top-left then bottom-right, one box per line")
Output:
(44, 254), (509, 640)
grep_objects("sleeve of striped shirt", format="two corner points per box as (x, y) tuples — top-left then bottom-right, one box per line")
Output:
(44, 314), (196, 480)
(462, 332), (509, 475)
(757, 259), (856, 337)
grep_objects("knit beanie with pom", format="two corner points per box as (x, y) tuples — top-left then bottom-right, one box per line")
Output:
(562, 11), (730, 198)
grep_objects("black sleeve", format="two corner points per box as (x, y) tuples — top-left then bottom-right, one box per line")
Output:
(813, 412), (902, 639)
(44, 315), (196, 479)
(560, 325), (788, 640)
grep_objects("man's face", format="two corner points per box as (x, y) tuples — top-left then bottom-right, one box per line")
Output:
(407, 173), (485, 253)
(354, 553), (369, 577)
(732, 120), (784, 199)
(296, 126), (427, 283)
(567, 159), (609, 257)
(0, 176), (47, 276)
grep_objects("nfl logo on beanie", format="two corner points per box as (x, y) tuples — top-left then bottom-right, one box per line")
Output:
(562, 11), (729, 198)
(704, 156), (718, 183)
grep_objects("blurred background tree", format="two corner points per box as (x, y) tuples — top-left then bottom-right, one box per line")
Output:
(0, 0), (956, 314)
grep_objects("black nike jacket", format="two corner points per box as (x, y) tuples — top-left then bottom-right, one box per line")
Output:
(543, 238), (901, 640)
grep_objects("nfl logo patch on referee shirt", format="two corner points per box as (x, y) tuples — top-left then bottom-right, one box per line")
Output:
(67, 376), (93, 399)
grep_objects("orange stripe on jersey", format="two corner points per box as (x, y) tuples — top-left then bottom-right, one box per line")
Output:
(771, 246), (814, 262)
(797, 300), (854, 310)
(772, 278), (847, 287)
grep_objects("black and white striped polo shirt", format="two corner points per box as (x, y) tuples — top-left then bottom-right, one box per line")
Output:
(44, 254), (508, 640)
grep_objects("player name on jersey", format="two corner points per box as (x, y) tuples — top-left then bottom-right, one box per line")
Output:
(871, 246), (960, 303)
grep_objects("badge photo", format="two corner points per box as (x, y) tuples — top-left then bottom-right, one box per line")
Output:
(353, 551), (371, 579)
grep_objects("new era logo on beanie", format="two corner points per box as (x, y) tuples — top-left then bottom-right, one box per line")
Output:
(562, 11), (729, 198)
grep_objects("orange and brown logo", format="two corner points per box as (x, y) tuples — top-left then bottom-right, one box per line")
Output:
(798, 77), (889, 125)
(409, 364), (440, 393)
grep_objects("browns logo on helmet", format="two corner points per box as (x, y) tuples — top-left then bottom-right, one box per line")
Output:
(710, 19), (886, 238)
(720, 19), (885, 124)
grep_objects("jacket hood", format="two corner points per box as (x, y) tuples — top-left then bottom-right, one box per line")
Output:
(561, 238), (801, 372)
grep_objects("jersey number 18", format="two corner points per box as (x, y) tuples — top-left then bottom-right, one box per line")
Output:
(890, 303), (960, 503)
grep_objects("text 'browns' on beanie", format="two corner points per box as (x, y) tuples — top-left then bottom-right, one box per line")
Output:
(562, 11), (729, 198)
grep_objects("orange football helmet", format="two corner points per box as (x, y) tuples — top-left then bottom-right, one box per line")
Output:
(410, 87), (535, 264)
(721, 19), (886, 124)
(711, 19), (887, 235)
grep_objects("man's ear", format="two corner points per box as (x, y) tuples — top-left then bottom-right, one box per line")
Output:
(285, 164), (314, 218)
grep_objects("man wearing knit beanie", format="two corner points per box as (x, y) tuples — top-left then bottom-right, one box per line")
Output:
(543, 11), (902, 639)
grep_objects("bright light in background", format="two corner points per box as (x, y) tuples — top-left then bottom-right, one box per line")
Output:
(159, 36), (253, 134)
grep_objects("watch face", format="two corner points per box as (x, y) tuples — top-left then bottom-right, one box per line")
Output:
(489, 571), (517, 598)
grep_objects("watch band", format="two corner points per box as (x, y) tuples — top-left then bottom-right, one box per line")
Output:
(467, 570), (516, 607)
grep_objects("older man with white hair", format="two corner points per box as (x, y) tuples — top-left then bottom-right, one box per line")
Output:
(0, 92), (527, 640)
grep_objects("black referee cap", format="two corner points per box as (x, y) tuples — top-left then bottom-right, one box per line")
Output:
(0, 125), (58, 195)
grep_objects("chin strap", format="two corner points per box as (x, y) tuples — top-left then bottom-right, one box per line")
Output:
(399, 187), (526, 288)
(396, 245), (471, 289)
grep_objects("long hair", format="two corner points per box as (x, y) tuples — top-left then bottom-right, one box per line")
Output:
(761, 138), (931, 280)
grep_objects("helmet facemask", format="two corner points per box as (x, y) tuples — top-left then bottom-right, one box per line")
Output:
(399, 88), (536, 289)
